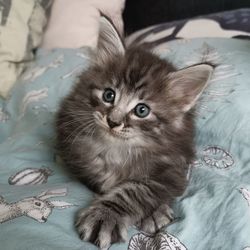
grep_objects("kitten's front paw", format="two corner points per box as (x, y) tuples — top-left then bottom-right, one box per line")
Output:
(137, 204), (174, 234)
(75, 204), (128, 249)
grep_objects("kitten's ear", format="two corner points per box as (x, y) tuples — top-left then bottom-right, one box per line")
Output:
(168, 64), (213, 112)
(97, 16), (125, 62)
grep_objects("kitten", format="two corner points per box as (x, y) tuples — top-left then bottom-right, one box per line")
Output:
(56, 16), (213, 249)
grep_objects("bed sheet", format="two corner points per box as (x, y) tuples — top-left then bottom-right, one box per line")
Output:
(0, 38), (250, 250)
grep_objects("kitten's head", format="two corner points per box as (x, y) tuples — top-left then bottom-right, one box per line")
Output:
(64, 17), (213, 149)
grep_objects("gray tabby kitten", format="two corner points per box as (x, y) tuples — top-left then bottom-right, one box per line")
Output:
(56, 17), (213, 249)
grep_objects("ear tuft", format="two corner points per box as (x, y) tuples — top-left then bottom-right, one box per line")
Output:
(97, 16), (125, 62)
(168, 64), (214, 112)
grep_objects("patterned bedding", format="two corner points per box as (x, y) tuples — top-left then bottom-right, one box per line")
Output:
(126, 8), (250, 47)
(1, 10), (250, 250)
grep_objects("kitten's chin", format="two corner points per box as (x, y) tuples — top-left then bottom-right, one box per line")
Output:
(109, 130), (131, 140)
(99, 126), (131, 141)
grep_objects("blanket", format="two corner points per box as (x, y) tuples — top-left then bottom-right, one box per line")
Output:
(0, 38), (250, 250)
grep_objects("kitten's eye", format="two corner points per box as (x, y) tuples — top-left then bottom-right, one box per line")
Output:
(134, 103), (150, 118)
(103, 88), (115, 103)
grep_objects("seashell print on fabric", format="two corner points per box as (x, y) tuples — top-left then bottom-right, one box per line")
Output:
(191, 146), (234, 170)
(128, 232), (187, 250)
(202, 146), (234, 169)
(8, 167), (53, 186)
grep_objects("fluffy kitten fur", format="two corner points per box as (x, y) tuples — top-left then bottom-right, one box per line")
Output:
(56, 17), (213, 248)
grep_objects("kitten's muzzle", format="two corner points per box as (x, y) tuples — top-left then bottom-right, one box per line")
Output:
(107, 108), (124, 129)
(107, 117), (121, 129)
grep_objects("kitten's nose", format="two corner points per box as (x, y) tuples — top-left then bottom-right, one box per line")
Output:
(107, 117), (121, 129)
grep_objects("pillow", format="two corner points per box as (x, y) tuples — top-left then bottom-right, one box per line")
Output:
(126, 8), (250, 48)
(123, 0), (250, 34)
(41, 0), (125, 50)
(0, 0), (49, 98)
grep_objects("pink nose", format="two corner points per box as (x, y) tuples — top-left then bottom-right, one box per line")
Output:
(107, 117), (121, 129)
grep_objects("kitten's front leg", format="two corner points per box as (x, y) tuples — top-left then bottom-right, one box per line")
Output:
(75, 180), (171, 248)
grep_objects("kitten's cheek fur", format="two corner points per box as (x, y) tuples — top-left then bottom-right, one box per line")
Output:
(75, 205), (128, 248)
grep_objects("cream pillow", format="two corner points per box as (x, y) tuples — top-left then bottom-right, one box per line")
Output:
(0, 0), (49, 98)
(41, 0), (125, 50)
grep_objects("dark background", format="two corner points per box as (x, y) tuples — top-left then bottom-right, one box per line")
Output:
(123, 0), (250, 34)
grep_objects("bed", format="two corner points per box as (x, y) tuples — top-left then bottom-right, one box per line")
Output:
(1, 5), (250, 250)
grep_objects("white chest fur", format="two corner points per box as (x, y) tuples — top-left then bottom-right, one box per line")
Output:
(102, 145), (130, 167)
(91, 142), (134, 192)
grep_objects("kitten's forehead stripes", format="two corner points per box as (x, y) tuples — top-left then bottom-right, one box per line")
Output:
(119, 58), (169, 101)
(115, 90), (141, 114)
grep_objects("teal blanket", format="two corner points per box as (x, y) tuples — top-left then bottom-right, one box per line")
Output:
(0, 38), (250, 250)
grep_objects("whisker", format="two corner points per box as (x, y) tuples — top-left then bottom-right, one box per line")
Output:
(58, 117), (95, 128)
(71, 122), (96, 145)
(63, 117), (95, 143)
